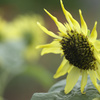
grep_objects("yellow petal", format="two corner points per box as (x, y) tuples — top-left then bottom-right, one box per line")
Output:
(36, 40), (62, 55)
(37, 22), (62, 39)
(95, 62), (100, 80)
(54, 58), (72, 78)
(96, 71), (100, 80)
(94, 40), (100, 51)
(89, 21), (97, 42)
(44, 9), (67, 36)
(36, 40), (61, 48)
(93, 50), (100, 64)
(79, 9), (87, 35)
(60, 0), (80, 32)
(81, 70), (87, 94)
(89, 70), (100, 93)
(41, 47), (62, 55)
(64, 23), (71, 31)
(64, 67), (80, 94)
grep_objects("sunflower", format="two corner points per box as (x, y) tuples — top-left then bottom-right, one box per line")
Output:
(37, 0), (100, 94)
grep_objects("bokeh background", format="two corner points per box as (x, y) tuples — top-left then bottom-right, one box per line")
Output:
(0, 0), (100, 100)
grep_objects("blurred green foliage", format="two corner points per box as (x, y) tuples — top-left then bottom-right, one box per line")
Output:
(0, 13), (54, 100)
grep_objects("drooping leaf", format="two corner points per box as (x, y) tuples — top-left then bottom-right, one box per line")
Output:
(31, 76), (100, 100)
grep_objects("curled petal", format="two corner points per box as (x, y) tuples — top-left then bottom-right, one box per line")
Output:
(37, 22), (62, 39)
(44, 9), (67, 36)
(60, 0), (80, 32)
(81, 70), (87, 94)
(79, 9), (87, 35)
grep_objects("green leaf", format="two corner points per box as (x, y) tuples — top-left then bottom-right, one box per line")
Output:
(31, 76), (100, 100)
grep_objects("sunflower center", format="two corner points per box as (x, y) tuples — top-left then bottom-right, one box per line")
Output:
(60, 30), (96, 70)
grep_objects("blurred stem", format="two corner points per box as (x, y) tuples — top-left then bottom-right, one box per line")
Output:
(0, 71), (10, 96)
(23, 64), (55, 89)
(0, 69), (17, 98)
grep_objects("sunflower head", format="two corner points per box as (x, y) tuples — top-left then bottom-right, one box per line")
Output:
(60, 30), (97, 71)
(37, 0), (100, 94)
